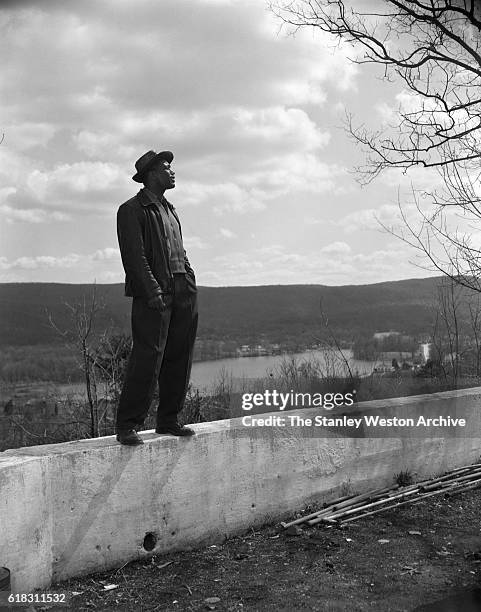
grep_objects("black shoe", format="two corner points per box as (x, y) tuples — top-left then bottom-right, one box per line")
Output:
(116, 429), (144, 445)
(155, 423), (195, 437)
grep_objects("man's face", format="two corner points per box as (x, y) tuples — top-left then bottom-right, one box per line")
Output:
(150, 159), (175, 191)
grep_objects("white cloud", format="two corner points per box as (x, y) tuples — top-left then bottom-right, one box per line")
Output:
(7, 162), (134, 215)
(178, 181), (266, 214)
(26, 162), (127, 197)
(202, 241), (428, 285)
(0, 248), (123, 282)
(231, 107), (329, 150)
(0, 204), (70, 224)
(320, 241), (352, 255)
(3, 122), (56, 150)
(220, 228), (236, 239)
(184, 236), (208, 249)
(339, 204), (416, 234)
(242, 153), (344, 196)
(0, 1), (357, 122)
(0, 253), (81, 270)
(75, 130), (136, 160)
(92, 247), (120, 261)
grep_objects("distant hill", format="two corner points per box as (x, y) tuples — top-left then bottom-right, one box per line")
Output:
(0, 277), (470, 346)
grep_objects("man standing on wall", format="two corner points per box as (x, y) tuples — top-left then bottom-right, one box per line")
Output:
(115, 149), (198, 445)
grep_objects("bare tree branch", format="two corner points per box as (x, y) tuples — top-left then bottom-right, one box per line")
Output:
(270, 0), (481, 290)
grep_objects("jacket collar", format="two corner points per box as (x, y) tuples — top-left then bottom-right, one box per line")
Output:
(138, 188), (175, 210)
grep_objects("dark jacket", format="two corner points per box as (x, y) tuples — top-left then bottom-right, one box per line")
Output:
(117, 188), (196, 299)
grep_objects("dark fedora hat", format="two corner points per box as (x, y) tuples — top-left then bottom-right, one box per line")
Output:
(132, 150), (174, 183)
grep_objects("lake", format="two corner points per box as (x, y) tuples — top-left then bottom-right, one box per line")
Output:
(1, 348), (396, 401)
(189, 348), (379, 391)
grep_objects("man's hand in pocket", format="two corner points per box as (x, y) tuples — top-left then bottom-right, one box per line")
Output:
(147, 295), (168, 310)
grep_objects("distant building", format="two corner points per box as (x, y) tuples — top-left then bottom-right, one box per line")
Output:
(410, 342), (431, 364)
(254, 345), (268, 355)
(419, 343), (431, 363)
(373, 331), (401, 340)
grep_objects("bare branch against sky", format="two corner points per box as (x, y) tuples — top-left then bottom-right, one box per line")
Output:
(271, 0), (481, 290)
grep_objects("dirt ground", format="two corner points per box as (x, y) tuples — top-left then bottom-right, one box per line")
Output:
(32, 488), (481, 612)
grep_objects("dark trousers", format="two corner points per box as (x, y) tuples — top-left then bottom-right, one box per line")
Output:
(116, 274), (198, 431)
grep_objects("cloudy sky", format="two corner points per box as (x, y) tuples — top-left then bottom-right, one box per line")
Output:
(0, 0), (442, 286)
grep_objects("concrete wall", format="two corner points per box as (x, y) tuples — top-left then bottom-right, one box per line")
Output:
(1, 387), (481, 593)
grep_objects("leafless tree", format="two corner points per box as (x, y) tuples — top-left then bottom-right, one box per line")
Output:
(467, 294), (481, 376)
(93, 332), (131, 405)
(316, 298), (355, 378)
(428, 275), (481, 385)
(48, 285), (105, 437)
(430, 277), (462, 386)
(271, 0), (481, 290)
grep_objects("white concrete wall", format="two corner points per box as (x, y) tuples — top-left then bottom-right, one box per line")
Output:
(1, 387), (481, 592)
